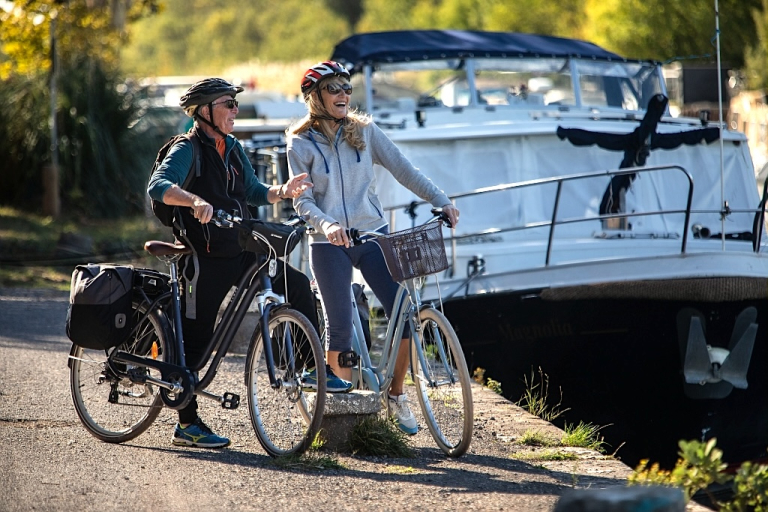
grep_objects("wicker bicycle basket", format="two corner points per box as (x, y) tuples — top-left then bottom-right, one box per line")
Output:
(376, 221), (449, 283)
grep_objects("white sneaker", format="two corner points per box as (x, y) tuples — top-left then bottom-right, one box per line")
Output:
(388, 393), (418, 435)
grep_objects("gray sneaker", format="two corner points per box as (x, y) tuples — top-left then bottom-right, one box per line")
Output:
(388, 393), (418, 435)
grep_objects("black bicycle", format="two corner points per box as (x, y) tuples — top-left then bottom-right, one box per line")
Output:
(68, 210), (326, 456)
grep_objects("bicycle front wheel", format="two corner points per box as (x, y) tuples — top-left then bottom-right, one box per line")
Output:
(69, 305), (171, 443)
(410, 307), (474, 457)
(245, 308), (326, 457)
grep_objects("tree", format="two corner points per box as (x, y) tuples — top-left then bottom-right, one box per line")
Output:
(0, 0), (161, 217)
(324, 0), (364, 33)
(583, 0), (762, 67)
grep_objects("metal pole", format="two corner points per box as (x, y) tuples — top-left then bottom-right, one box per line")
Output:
(715, 0), (725, 249)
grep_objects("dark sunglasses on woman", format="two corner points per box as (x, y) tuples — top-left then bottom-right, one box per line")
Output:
(325, 83), (353, 96)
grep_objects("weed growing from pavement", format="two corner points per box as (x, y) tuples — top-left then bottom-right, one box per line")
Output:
(561, 422), (608, 453)
(270, 450), (345, 471)
(472, 367), (503, 395)
(348, 416), (414, 458)
(512, 449), (579, 462)
(516, 367), (569, 422)
(270, 433), (344, 471)
(519, 430), (559, 447)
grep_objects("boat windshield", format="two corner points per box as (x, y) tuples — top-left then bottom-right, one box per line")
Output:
(351, 58), (663, 113)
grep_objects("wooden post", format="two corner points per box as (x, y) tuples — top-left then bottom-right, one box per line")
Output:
(42, 164), (60, 217)
(44, 13), (61, 219)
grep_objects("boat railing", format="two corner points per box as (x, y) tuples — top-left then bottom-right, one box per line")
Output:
(386, 164), (768, 273)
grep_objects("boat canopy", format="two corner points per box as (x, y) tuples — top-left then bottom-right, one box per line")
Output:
(331, 30), (645, 72)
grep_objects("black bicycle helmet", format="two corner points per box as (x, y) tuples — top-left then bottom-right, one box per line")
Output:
(180, 78), (243, 136)
(179, 78), (243, 111)
(301, 61), (350, 95)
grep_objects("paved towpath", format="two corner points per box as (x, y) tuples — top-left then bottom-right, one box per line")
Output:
(0, 287), (711, 511)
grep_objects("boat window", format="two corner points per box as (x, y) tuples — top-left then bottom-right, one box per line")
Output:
(573, 60), (663, 111)
(356, 58), (663, 113)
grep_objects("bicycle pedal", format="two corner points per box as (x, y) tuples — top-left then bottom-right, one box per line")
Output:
(221, 392), (240, 410)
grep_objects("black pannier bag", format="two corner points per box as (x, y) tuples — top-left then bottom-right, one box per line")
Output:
(238, 219), (304, 257)
(66, 264), (135, 350)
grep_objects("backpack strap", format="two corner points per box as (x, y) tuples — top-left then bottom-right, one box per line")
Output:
(172, 133), (203, 320)
(172, 134), (202, 235)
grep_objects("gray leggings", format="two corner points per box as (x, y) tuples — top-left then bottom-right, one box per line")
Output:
(310, 241), (402, 352)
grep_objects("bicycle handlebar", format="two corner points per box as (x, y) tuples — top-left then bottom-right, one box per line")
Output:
(212, 209), (307, 231)
(348, 207), (452, 245)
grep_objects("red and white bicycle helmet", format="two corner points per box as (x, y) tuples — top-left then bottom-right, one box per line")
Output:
(301, 61), (350, 95)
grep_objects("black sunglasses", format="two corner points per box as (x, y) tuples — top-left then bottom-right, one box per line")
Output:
(324, 83), (353, 96)
(212, 99), (239, 109)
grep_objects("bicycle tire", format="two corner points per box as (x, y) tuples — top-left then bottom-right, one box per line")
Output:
(245, 308), (326, 457)
(409, 307), (474, 457)
(69, 302), (172, 443)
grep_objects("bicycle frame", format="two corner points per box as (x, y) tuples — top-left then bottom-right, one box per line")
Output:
(107, 250), (292, 408)
(348, 267), (458, 394)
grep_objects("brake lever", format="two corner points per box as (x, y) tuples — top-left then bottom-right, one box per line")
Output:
(212, 209), (235, 229)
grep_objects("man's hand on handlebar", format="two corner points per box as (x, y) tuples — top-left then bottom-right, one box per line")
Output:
(191, 198), (214, 224)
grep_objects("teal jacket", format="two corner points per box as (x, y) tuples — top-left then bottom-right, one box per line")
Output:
(147, 130), (270, 207)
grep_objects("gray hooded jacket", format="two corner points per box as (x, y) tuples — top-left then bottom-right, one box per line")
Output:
(287, 121), (451, 242)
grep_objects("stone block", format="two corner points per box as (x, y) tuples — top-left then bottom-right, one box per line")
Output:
(318, 390), (382, 452)
(554, 486), (685, 512)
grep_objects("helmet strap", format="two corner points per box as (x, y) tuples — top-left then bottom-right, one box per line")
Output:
(314, 89), (346, 124)
(194, 103), (227, 138)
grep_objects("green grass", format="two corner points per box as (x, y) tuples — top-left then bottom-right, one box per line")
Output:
(561, 421), (608, 453)
(512, 449), (579, 462)
(0, 206), (169, 290)
(515, 367), (569, 423)
(347, 415), (414, 457)
(518, 429), (559, 447)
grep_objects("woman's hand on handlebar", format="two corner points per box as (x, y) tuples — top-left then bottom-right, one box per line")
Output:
(326, 224), (349, 247)
(442, 204), (459, 228)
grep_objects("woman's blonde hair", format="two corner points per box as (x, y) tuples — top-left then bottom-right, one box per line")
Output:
(287, 77), (370, 152)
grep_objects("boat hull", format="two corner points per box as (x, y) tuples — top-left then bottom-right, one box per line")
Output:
(442, 278), (768, 468)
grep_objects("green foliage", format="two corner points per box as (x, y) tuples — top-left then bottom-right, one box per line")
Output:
(121, 0), (347, 75)
(519, 430), (559, 447)
(629, 438), (768, 509)
(513, 449), (579, 462)
(0, 74), (50, 207)
(584, 0), (762, 67)
(720, 461), (768, 512)
(0, 206), (168, 290)
(472, 367), (504, 395)
(485, 378), (503, 395)
(561, 422), (607, 453)
(0, 0), (158, 79)
(743, 0), (768, 89)
(347, 416), (414, 457)
(516, 367), (569, 422)
(0, 1), (164, 218)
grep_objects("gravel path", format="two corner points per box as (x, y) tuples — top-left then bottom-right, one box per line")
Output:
(0, 288), (711, 511)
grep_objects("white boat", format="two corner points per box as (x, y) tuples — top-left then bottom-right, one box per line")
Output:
(327, 30), (768, 469)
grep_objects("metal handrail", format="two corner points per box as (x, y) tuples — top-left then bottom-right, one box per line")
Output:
(384, 164), (767, 270)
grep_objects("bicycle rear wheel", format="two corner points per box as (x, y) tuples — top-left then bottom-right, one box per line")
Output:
(410, 307), (474, 457)
(69, 304), (171, 443)
(245, 308), (326, 457)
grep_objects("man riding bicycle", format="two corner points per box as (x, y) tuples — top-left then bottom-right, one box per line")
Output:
(147, 78), (338, 448)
